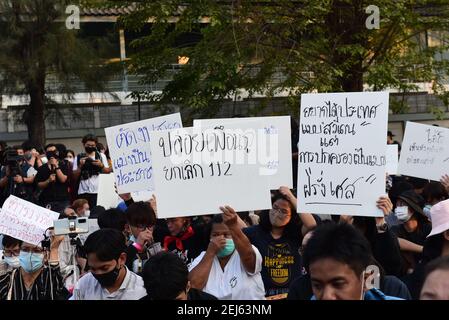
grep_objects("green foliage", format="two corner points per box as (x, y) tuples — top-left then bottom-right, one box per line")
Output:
(84, 1), (449, 118)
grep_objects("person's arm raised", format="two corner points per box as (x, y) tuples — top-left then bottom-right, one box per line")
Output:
(188, 238), (225, 290)
(220, 205), (257, 274)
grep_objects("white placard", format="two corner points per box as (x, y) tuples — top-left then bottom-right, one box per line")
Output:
(97, 174), (154, 209)
(386, 144), (399, 175)
(297, 92), (389, 217)
(398, 122), (449, 181)
(149, 127), (272, 218)
(0, 196), (60, 245)
(194, 116), (293, 189)
(105, 113), (183, 194)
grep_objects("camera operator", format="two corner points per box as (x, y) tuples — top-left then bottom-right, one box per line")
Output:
(21, 140), (43, 171)
(72, 134), (110, 209)
(0, 235), (69, 300)
(0, 146), (36, 206)
(35, 144), (70, 214)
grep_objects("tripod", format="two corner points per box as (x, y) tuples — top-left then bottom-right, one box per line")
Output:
(68, 233), (82, 285)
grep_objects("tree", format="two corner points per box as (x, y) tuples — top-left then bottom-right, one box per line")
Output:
(0, 0), (118, 146)
(105, 0), (449, 119)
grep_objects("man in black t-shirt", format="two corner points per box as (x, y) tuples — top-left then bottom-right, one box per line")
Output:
(35, 144), (70, 214)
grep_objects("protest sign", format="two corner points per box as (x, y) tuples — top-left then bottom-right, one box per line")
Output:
(193, 116), (293, 189)
(149, 127), (272, 218)
(97, 174), (155, 209)
(386, 144), (398, 175)
(0, 195), (60, 245)
(398, 122), (449, 181)
(105, 113), (183, 194)
(297, 92), (389, 217)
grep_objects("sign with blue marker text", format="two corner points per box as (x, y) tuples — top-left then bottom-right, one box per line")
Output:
(105, 113), (183, 194)
(398, 122), (449, 181)
(297, 92), (389, 217)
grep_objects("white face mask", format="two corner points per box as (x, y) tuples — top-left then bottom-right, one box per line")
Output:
(395, 206), (412, 223)
(423, 205), (432, 220)
(41, 157), (48, 164)
(4, 256), (20, 269)
(84, 210), (90, 217)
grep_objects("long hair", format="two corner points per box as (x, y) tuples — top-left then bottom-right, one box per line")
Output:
(258, 192), (302, 243)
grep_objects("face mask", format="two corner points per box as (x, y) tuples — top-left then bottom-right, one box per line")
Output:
(41, 157), (48, 164)
(65, 157), (74, 163)
(92, 263), (121, 288)
(217, 239), (235, 258)
(395, 206), (412, 223)
(84, 210), (90, 218)
(19, 251), (44, 273)
(4, 256), (20, 269)
(85, 146), (97, 154)
(129, 235), (137, 243)
(269, 209), (290, 227)
(423, 205), (432, 220)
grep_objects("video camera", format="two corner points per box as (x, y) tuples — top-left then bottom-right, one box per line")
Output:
(78, 150), (102, 180)
(1, 149), (24, 177)
(53, 216), (90, 236)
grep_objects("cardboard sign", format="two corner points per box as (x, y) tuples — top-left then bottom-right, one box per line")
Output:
(149, 127), (272, 218)
(105, 113), (183, 194)
(398, 122), (449, 181)
(0, 196), (60, 245)
(297, 92), (389, 217)
(194, 116), (293, 189)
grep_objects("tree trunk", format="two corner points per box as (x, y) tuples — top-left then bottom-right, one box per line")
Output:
(26, 76), (46, 147)
(326, 0), (366, 92)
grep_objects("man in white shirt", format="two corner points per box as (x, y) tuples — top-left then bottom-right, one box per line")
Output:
(71, 229), (146, 300)
(188, 207), (266, 300)
(72, 134), (111, 209)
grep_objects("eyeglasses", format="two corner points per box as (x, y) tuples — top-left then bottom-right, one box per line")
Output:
(20, 247), (44, 254)
(3, 249), (20, 257)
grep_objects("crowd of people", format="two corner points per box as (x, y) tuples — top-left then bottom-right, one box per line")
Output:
(0, 131), (449, 300)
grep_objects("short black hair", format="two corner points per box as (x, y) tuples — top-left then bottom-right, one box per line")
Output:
(82, 134), (98, 144)
(423, 256), (449, 281)
(98, 208), (127, 232)
(126, 202), (156, 227)
(83, 229), (127, 262)
(204, 214), (225, 240)
(303, 223), (372, 276)
(45, 143), (57, 151)
(422, 182), (449, 203)
(142, 252), (188, 300)
(406, 176), (429, 190)
(2, 235), (22, 248)
(21, 140), (35, 152)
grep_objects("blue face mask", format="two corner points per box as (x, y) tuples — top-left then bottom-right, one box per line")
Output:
(19, 251), (44, 273)
(129, 235), (137, 243)
(217, 239), (235, 258)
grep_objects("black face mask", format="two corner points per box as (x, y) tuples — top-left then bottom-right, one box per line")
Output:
(91, 263), (121, 288)
(85, 146), (97, 154)
(46, 151), (59, 160)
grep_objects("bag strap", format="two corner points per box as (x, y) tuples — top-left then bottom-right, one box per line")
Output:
(7, 269), (17, 301)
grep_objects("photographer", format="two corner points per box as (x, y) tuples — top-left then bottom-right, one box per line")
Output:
(0, 146), (36, 206)
(0, 236), (69, 300)
(35, 144), (70, 214)
(72, 134), (110, 208)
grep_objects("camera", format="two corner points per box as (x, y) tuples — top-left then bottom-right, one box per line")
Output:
(78, 151), (102, 180)
(53, 216), (90, 236)
(2, 149), (24, 176)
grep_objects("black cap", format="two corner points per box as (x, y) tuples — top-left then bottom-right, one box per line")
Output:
(397, 190), (425, 217)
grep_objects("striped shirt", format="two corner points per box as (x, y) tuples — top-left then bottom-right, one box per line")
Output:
(0, 265), (69, 300)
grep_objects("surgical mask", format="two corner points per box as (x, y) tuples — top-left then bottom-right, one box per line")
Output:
(395, 206), (412, 223)
(85, 146), (97, 154)
(4, 256), (20, 269)
(217, 239), (235, 258)
(41, 157), (48, 164)
(423, 205), (432, 220)
(92, 263), (121, 288)
(269, 209), (290, 227)
(19, 251), (44, 273)
(129, 235), (137, 243)
(65, 157), (74, 163)
(84, 210), (90, 218)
